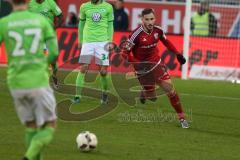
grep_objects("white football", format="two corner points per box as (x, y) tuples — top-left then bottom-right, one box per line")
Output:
(76, 131), (98, 152)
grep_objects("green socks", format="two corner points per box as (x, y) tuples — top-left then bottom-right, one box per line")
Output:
(100, 75), (108, 93)
(25, 128), (37, 148)
(76, 72), (108, 97)
(25, 128), (41, 160)
(76, 72), (85, 97)
(25, 127), (55, 160)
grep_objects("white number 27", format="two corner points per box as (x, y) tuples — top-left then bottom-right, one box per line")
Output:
(8, 28), (41, 56)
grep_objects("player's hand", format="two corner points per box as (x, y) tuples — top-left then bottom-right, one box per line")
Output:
(176, 54), (186, 65)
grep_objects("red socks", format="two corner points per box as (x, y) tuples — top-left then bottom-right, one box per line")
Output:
(168, 91), (185, 120)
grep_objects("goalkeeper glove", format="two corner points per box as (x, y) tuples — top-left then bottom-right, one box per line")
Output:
(176, 54), (186, 65)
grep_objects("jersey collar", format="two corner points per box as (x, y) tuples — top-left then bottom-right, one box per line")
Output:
(142, 25), (154, 35)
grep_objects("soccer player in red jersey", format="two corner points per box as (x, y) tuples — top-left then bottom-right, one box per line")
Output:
(122, 8), (189, 128)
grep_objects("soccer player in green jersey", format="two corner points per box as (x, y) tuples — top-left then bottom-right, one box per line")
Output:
(0, 0), (59, 160)
(28, 0), (63, 28)
(28, 0), (63, 89)
(74, 0), (114, 104)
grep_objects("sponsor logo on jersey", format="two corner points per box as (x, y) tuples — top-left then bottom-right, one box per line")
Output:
(92, 12), (101, 22)
(142, 38), (147, 42)
(141, 43), (158, 49)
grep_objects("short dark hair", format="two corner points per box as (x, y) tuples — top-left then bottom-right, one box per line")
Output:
(141, 8), (155, 17)
(11, 0), (28, 5)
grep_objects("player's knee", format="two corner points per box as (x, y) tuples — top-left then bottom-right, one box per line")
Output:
(162, 84), (175, 95)
(80, 64), (89, 74)
(100, 70), (108, 77)
(80, 69), (87, 74)
(44, 121), (57, 129)
(167, 89), (177, 97)
(25, 121), (37, 129)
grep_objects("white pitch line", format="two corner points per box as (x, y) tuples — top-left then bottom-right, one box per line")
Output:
(117, 92), (240, 105)
(181, 93), (240, 101)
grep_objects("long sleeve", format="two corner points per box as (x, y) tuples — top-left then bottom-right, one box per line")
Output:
(108, 5), (114, 42)
(43, 18), (59, 64)
(78, 20), (85, 43)
(46, 38), (59, 64)
(78, 4), (86, 43)
(160, 35), (186, 65)
(121, 38), (134, 61)
(160, 37), (179, 54)
(108, 21), (114, 42)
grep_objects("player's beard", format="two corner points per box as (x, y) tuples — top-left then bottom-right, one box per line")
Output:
(144, 24), (154, 33)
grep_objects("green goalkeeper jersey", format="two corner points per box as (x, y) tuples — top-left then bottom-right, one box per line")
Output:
(28, 0), (62, 27)
(79, 1), (114, 43)
(0, 10), (58, 89)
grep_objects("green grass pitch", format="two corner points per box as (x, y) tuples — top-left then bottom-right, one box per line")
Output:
(0, 67), (240, 160)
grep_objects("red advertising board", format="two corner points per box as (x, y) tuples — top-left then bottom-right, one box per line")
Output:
(0, 28), (239, 77)
(55, 28), (240, 76)
(55, 28), (184, 75)
(57, 0), (240, 37)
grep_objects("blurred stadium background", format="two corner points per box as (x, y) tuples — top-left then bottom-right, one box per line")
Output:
(1, 0), (239, 81)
